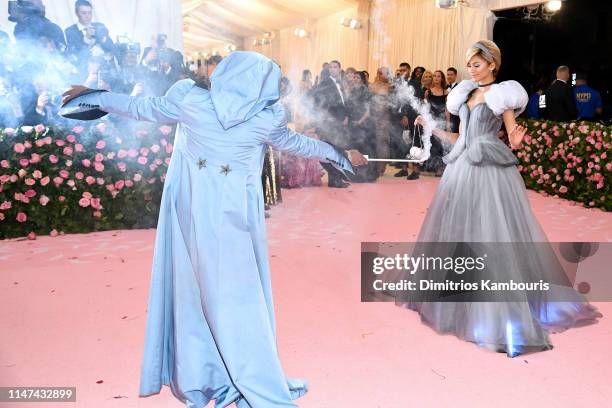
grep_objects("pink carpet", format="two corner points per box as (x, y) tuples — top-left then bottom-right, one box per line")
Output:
(2, 176), (611, 408)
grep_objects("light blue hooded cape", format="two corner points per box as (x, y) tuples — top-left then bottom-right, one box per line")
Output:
(73, 51), (353, 407)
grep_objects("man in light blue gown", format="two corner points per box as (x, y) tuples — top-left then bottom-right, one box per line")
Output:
(62, 51), (367, 407)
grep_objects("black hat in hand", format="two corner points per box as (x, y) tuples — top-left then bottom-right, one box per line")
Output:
(59, 87), (109, 121)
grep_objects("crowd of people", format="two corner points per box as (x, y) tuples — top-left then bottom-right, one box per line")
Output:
(0, 0), (198, 129)
(279, 59), (607, 188)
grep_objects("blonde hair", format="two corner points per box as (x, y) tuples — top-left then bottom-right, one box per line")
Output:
(465, 40), (501, 77)
(421, 70), (433, 88)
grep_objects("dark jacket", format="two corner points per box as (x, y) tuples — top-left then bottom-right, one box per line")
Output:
(544, 79), (577, 122)
(64, 22), (114, 60)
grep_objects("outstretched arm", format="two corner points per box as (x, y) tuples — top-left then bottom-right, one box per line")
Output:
(264, 104), (366, 172)
(62, 79), (195, 124)
(414, 115), (459, 143)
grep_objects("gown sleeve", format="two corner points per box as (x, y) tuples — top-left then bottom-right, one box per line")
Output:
(446, 80), (478, 115)
(69, 79), (195, 124)
(264, 103), (354, 175)
(484, 80), (529, 117)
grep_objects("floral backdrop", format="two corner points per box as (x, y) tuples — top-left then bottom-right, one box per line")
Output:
(515, 120), (610, 212)
(0, 122), (175, 240)
(0, 119), (610, 239)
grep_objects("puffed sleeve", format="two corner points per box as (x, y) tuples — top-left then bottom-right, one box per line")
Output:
(265, 104), (354, 175)
(484, 80), (529, 117)
(446, 80), (478, 115)
(74, 79), (194, 124)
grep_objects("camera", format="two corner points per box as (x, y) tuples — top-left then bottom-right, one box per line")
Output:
(8, 0), (44, 23)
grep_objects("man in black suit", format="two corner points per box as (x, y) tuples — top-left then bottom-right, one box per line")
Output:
(544, 65), (577, 122)
(64, 0), (114, 69)
(446, 67), (460, 133)
(313, 60), (351, 188)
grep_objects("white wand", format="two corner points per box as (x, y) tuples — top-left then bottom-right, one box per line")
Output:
(363, 155), (422, 163)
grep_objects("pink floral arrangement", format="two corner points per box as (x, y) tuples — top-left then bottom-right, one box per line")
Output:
(516, 120), (610, 211)
(0, 123), (176, 239)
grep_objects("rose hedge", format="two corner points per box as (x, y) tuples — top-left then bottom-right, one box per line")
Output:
(515, 120), (610, 211)
(0, 122), (175, 240)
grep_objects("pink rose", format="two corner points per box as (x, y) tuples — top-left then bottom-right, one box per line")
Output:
(140, 147), (150, 156)
(106, 152), (116, 160)
(149, 164), (157, 172)
(44, 136), (52, 145)
(78, 197), (91, 207)
(159, 125), (172, 135)
(24, 141), (32, 148)
(72, 126), (83, 134)
(0, 160), (8, 168)
(160, 138), (168, 146)
(601, 152), (607, 160)
(30, 153), (41, 163)
(49, 154), (59, 164)
(587, 162), (594, 169)
(25, 178), (35, 186)
(25, 189), (37, 198)
(63, 146), (74, 156)
(94, 162), (105, 172)
(35, 124), (45, 133)
(85, 176), (95, 185)
(133, 173), (142, 182)
(27, 231), (37, 240)
(14, 143), (25, 153)
(40, 176), (50, 186)
(75, 144), (84, 152)
(95, 153), (104, 162)
(114, 180), (125, 190)
(59, 170), (69, 178)
(105, 184), (115, 192)
(66, 134), (77, 143)
(96, 178), (105, 185)
(91, 198), (102, 210)
(577, 167), (583, 174)
(0, 213), (4, 221)
(137, 156), (148, 165)
(58, 195), (66, 202)
(53, 176), (64, 185)
(67, 180), (75, 187)
(32, 170), (42, 179)
(39, 195), (50, 206)
(165, 144), (173, 154)
(125, 180), (134, 188)
(18, 169), (26, 178)
(16, 212), (27, 222)
(75, 172), (84, 180)
(117, 149), (127, 158)
(165, 158), (171, 166)
(50, 229), (58, 237)
(93, 210), (102, 218)
(154, 158), (162, 166)
(150, 144), (160, 153)
(56, 139), (66, 147)
(606, 163), (612, 171)
(3, 128), (15, 136)
(117, 162), (127, 172)
(19, 158), (29, 167)
(127, 149), (138, 158)
(559, 186), (568, 194)
(82, 159), (91, 167)
(0, 201), (11, 210)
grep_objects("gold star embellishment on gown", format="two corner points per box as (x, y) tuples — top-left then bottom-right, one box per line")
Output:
(220, 164), (232, 175)
(197, 158), (207, 169)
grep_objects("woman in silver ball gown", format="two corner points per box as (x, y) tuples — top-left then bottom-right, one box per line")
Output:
(408, 40), (602, 357)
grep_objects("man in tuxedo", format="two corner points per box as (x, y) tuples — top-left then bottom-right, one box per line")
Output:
(446, 67), (460, 133)
(313, 60), (351, 188)
(446, 67), (458, 90)
(64, 0), (114, 70)
(544, 65), (577, 122)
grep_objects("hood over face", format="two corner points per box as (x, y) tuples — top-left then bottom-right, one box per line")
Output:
(210, 51), (281, 130)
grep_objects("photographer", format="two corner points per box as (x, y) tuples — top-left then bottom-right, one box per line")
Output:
(11, 0), (66, 51)
(64, 0), (114, 68)
(140, 33), (185, 94)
